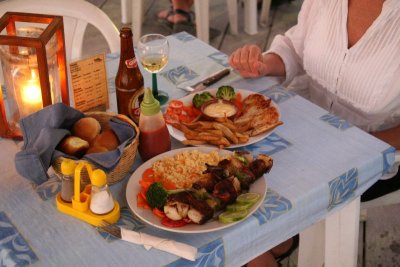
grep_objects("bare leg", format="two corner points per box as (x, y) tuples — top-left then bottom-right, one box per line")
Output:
(247, 251), (279, 267)
(271, 238), (294, 258)
(247, 237), (294, 267)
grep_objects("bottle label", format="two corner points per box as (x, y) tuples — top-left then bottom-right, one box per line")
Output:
(128, 88), (144, 123)
(125, 58), (138, 69)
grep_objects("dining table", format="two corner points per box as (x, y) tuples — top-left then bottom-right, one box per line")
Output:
(0, 32), (396, 267)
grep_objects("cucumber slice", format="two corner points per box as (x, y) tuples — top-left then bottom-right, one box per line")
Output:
(219, 210), (248, 223)
(226, 202), (253, 212)
(236, 192), (261, 205)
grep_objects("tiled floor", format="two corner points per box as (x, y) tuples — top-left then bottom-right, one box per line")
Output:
(82, 0), (400, 266)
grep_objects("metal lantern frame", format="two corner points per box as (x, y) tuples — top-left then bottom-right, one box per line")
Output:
(0, 12), (69, 139)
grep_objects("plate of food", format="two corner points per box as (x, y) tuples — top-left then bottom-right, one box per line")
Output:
(163, 87), (283, 148)
(126, 147), (272, 233)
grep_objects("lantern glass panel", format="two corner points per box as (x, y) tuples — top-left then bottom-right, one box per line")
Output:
(0, 27), (61, 129)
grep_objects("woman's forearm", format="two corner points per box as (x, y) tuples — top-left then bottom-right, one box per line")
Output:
(371, 125), (400, 150)
(262, 53), (286, 77)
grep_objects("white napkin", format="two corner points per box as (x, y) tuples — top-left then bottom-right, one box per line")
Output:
(120, 228), (197, 261)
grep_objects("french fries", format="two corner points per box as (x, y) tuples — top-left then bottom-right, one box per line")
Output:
(171, 93), (283, 147)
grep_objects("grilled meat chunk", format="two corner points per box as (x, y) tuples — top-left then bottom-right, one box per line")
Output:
(249, 154), (273, 179)
(164, 192), (214, 225)
(234, 168), (256, 190)
(212, 177), (240, 206)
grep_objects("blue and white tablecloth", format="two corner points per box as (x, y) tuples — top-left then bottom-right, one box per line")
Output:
(0, 32), (395, 267)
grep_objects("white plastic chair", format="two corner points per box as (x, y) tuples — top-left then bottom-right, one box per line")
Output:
(0, 0), (120, 61)
(360, 150), (400, 220)
(121, 0), (272, 44)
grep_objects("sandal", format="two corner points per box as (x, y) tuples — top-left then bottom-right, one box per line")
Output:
(276, 234), (299, 265)
(157, 7), (175, 30)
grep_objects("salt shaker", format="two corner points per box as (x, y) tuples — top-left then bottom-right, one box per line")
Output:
(60, 159), (76, 202)
(89, 169), (115, 214)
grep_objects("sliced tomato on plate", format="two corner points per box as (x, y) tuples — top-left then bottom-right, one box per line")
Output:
(164, 113), (179, 125)
(161, 217), (188, 228)
(161, 179), (177, 190)
(178, 114), (195, 124)
(169, 100), (184, 109)
(152, 208), (166, 218)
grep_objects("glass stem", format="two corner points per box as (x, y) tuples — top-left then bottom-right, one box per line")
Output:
(152, 73), (158, 97)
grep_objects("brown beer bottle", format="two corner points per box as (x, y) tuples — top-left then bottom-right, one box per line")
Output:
(115, 27), (144, 124)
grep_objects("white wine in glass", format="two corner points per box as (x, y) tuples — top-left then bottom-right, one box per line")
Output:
(141, 54), (168, 73)
(137, 34), (169, 105)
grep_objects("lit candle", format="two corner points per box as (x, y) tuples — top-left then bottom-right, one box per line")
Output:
(20, 69), (43, 117)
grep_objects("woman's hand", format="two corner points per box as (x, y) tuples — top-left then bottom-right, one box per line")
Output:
(229, 45), (286, 78)
(229, 45), (268, 78)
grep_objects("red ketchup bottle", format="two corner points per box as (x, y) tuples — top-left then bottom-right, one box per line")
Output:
(138, 88), (171, 161)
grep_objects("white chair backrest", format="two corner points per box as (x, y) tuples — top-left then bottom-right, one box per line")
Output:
(0, 0), (119, 61)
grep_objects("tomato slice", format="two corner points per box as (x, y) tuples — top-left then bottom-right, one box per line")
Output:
(179, 114), (194, 123)
(152, 208), (166, 218)
(142, 168), (155, 181)
(161, 217), (188, 228)
(161, 179), (177, 190)
(169, 100), (184, 109)
(164, 113), (179, 125)
(137, 192), (148, 208)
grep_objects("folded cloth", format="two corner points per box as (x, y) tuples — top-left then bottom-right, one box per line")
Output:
(15, 103), (136, 185)
(121, 228), (197, 261)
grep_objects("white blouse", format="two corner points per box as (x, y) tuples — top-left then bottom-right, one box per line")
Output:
(267, 0), (400, 132)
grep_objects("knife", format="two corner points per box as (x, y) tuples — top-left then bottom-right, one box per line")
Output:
(183, 68), (231, 92)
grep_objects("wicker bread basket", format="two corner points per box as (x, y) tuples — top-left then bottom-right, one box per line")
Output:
(52, 112), (139, 185)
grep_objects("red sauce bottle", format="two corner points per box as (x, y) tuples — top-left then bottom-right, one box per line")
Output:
(138, 88), (171, 161)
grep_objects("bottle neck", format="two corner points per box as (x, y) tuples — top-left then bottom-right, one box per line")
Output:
(120, 37), (135, 60)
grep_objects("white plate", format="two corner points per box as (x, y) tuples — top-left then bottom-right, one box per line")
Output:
(126, 147), (267, 234)
(167, 88), (280, 148)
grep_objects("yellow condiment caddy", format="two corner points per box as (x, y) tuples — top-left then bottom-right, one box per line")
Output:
(55, 159), (120, 226)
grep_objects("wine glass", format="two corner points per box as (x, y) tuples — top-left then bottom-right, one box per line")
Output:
(137, 34), (169, 105)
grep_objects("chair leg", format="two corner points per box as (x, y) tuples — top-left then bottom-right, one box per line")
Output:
(244, 0), (258, 35)
(260, 0), (272, 26)
(194, 0), (210, 43)
(226, 0), (239, 35)
(121, 0), (132, 24)
(132, 0), (143, 45)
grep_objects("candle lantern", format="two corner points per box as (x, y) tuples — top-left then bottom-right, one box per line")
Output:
(0, 12), (69, 139)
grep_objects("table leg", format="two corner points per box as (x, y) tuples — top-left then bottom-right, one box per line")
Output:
(244, 0), (258, 35)
(121, 0), (132, 24)
(298, 197), (360, 267)
(132, 0), (143, 45)
(325, 197), (360, 267)
(194, 0), (210, 43)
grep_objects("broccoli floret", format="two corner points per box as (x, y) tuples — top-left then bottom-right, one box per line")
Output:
(192, 92), (215, 108)
(145, 182), (185, 209)
(216, 85), (235, 100)
(201, 92), (214, 102)
(146, 182), (168, 209)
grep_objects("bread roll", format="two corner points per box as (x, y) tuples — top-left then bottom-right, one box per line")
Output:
(59, 136), (89, 157)
(86, 145), (109, 154)
(72, 117), (101, 143)
(92, 129), (120, 151)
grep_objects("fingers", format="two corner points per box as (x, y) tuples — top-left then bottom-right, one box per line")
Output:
(229, 45), (266, 78)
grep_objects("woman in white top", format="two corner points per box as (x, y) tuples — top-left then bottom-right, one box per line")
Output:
(230, 0), (400, 266)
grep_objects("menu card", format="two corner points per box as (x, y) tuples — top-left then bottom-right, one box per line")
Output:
(70, 53), (109, 112)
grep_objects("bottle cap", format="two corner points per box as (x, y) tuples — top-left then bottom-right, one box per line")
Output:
(140, 88), (160, 116)
(61, 159), (76, 176)
(91, 169), (107, 187)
